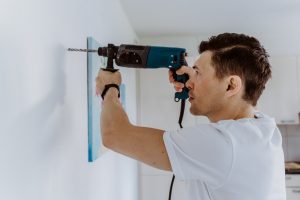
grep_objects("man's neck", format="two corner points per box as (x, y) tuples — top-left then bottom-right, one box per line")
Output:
(208, 102), (256, 123)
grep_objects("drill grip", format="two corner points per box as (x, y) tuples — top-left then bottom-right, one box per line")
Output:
(171, 69), (189, 102)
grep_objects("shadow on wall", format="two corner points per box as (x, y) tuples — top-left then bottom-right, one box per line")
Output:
(4, 44), (72, 199)
(13, 44), (67, 150)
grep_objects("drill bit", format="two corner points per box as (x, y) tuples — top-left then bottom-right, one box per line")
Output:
(67, 48), (98, 53)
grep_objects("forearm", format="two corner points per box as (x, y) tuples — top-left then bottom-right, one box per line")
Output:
(100, 88), (171, 170)
(100, 88), (131, 146)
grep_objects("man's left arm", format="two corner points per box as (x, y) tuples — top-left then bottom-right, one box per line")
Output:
(96, 70), (172, 171)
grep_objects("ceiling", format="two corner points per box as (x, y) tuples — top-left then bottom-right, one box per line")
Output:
(119, 0), (300, 38)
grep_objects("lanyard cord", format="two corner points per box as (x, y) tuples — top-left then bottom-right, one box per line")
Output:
(168, 99), (185, 200)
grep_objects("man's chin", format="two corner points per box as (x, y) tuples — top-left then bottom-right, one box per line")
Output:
(189, 106), (199, 115)
(190, 105), (206, 116)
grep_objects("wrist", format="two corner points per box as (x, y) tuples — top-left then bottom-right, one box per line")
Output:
(104, 87), (119, 100)
(101, 83), (120, 100)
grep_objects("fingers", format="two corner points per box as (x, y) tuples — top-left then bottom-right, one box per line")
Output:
(169, 65), (192, 83)
(98, 69), (122, 83)
(175, 65), (191, 75)
(168, 70), (175, 83)
(168, 66), (189, 83)
(174, 87), (183, 92)
(173, 81), (184, 88)
(173, 82), (184, 92)
(168, 69), (185, 92)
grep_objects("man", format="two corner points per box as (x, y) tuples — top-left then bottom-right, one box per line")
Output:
(96, 33), (286, 200)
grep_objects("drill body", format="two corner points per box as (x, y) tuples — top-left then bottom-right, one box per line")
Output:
(98, 44), (189, 101)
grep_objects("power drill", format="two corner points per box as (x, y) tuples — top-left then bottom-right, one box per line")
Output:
(68, 43), (189, 101)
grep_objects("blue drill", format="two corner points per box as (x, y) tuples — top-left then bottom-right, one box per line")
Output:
(69, 43), (189, 101)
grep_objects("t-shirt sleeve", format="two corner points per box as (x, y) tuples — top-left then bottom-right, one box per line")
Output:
(163, 124), (234, 188)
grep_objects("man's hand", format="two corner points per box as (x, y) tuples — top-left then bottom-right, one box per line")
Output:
(168, 66), (194, 92)
(95, 69), (122, 96)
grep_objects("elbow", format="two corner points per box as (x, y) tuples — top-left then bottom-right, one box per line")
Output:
(102, 129), (115, 149)
(103, 139), (112, 149)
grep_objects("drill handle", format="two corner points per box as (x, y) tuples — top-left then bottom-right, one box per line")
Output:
(171, 69), (189, 102)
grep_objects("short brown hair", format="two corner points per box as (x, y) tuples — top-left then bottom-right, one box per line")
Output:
(199, 33), (271, 106)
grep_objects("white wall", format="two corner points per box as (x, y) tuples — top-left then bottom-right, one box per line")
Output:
(0, 1), (139, 200)
(138, 35), (300, 200)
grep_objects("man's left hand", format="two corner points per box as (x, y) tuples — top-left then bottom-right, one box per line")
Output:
(95, 69), (122, 96)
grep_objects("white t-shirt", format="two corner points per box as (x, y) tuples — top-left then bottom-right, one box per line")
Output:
(163, 112), (286, 200)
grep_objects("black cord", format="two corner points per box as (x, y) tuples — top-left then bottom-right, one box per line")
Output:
(168, 99), (185, 200)
(178, 99), (185, 129)
(168, 175), (175, 200)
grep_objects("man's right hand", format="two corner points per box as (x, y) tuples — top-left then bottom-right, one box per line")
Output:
(168, 66), (194, 92)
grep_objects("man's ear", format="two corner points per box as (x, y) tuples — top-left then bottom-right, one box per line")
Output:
(225, 75), (242, 97)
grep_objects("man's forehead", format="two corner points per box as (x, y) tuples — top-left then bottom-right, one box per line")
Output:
(194, 51), (212, 67)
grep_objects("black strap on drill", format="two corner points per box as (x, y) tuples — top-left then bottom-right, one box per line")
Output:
(168, 99), (185, 200)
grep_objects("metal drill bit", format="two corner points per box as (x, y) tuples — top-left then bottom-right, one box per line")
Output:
(67, 48), (98, 53)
